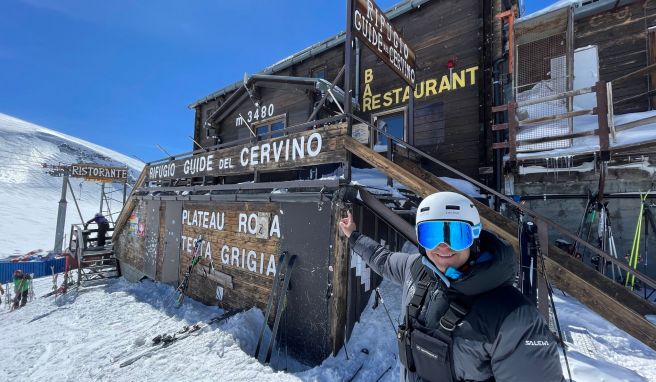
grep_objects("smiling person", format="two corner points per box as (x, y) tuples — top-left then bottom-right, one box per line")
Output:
(339, 191), (564, 382)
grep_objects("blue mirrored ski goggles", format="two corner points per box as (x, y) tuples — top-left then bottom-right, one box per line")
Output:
(416, 220), (481, 251)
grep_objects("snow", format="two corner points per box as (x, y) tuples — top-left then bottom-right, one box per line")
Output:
(2, 274), (655, 381)
(350, 167), (484, 198)
(0, 113), (144, 257)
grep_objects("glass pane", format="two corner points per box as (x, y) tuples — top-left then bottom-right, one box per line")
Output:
(376, 113), (405, 148)
(270, 121), (284, 138)
(256, 126), (268, 138)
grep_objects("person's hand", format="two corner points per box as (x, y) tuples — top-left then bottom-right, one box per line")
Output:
(339, 210), (357, 238)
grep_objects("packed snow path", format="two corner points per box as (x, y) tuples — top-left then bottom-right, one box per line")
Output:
(1, 275), (654, 381)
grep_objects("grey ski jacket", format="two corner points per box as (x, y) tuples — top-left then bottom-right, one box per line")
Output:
(349, 230), (565, 382)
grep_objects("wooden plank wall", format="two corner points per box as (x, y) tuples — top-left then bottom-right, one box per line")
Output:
(193, 0), (489, 181)
(180, 201), (281, 311)
(114, 200), (148, 271)
(575, 1), (652, 114)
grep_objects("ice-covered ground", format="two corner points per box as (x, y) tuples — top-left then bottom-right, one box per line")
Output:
(1, 274), (654, 381)
(0, 113), (143, 257)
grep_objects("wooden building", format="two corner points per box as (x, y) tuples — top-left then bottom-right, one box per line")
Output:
(110, 0), (656, 367)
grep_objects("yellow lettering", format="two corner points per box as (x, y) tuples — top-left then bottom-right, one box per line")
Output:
(371, 94), (381, 110)
(425, 79), (438, 96)
(392, 88), (402, 104)
(466, 66), (478, 85)
(363, 83), (372, 98)
(383, 91), (393, 107)
(364, 68), (374, 84)
(439, 75), (451, 93)
(402, 86), (410, 102)
(452, 70), (465, 89)
(363, 97), (372, 112)
(413, 81), (425, 99)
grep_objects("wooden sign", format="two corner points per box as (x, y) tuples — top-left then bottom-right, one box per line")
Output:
(71, 163), (128, 182)
(148, 124), (347, 181)
(352, 0), (417, 87)
(180, 201), (282, 308)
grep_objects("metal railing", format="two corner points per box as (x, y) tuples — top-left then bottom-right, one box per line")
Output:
(350, 112), (656, 293)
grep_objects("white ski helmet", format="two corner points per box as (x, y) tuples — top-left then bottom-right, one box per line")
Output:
(415, 192), (482, 237)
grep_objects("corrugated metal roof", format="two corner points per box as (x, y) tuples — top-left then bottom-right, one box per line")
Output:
(188, 0), (432, 109)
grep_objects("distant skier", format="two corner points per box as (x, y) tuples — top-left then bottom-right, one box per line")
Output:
(85, 212), (110, 247)
(339, 191), (564, 382)
(12, 269), (31, 309)
(0, 283), (4, 305)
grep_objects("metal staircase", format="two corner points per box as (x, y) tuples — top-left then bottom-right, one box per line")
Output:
(69, 224), (121, 284)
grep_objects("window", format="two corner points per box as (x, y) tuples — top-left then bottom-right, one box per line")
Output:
(254, 116), (286, 140)
(372, 110), (405, 151)
(311, 66), (326, 79)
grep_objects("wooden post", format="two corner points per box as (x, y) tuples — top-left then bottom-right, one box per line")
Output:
(330, 201), (349, 355)
(596, 81), (610, 161)
(508, 102), (517, 167)
(343, 0), (355, 184)
(606, 82), (616, 141)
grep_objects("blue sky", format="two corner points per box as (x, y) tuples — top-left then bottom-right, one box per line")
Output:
(0, 0), (554, 163)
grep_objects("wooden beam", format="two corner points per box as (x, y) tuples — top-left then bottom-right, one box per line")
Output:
(343, 136), (438, 198)
(615, 114), (656, 132)
(113, 165), (150, 239)
(492, 123), (508, 131)
(544, 254), (656, 350)
(519, 109), (594, 127)
(491, 104), (508, 113)
(329, 200), (349, 355)
(596, 81), (610, 161)
(492, 141), (509, 149)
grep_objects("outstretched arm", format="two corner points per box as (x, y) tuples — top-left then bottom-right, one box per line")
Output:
(339, 211), (415, 286)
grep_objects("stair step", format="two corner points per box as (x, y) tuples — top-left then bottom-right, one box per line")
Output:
(81, 258), (117, 266)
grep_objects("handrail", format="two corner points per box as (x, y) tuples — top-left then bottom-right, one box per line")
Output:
(70, 224), (86, 286)
(349, 112), (656, 291)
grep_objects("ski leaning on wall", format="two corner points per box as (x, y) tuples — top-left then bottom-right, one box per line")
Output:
(254, 252), (297, 365)
(169, 235), (203, 308)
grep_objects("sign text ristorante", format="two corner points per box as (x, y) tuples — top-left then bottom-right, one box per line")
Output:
(71, 163), (128, 182)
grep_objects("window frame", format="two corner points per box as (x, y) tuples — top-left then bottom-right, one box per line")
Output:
(370, 106), (407, 150)
(252, 114), (287, 140)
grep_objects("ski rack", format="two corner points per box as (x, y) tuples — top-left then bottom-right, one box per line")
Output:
(254, 252), (297, 365)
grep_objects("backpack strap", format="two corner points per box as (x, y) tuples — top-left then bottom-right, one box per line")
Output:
(406, 257), (431, 327)
(406, 256), (472, 335)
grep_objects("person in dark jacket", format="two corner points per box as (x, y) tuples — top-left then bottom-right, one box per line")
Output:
(339, 191), (564, 382)
(12, 269), (31, 309)
(85, 212), (110, 247)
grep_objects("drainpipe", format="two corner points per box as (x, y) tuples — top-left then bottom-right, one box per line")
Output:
(355, 38), (361, 104)
(492, 55), (507, 206)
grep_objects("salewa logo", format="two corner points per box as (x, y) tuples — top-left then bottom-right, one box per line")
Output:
(525, 340), (550, 346)
(415, 345), (439, 360)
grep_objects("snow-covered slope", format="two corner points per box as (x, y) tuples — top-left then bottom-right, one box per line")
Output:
(0, 113), (144, 257)
(1, 276), (654, 381)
